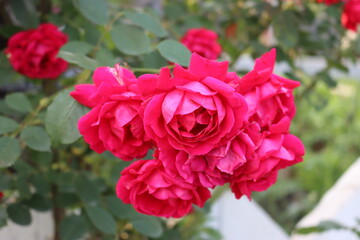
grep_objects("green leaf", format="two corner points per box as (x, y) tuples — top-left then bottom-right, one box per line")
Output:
(20, 126), (51, 152)
(157, 40), (191, 66)
(111, 23), (152, 56)
(0, 175), (10, 191)
(60, 215), (88, 240)
(0, 205), (7, 228)
(296, 221), (345, 235)
(105, 196), (134, 219)
(15, 174), (31, 199)
(0, 116), (19, 135)
(61, 41), (94, 55)
(5, 93), (32, 113)
(31, 174), (50, 195)
(24, 194), (52, 212)
(9, 0), (39, 28)
(73, 0), (109, 25)
(75, 175), (100, 204)
(7, 203), (32, 226)
(56, 193), (79, 208)
(85, 205), (117, 235)
(273, 11), (299, 49)
(125, 12), (168, 37)
(45, 89), (89, 144)
(0, 137), (21, 168)
(130, 214), (163, 238)
(58, 51), (100, 70)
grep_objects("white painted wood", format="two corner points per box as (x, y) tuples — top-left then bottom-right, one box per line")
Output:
(291, 157), (360, 240)
(0, 211), (53, 240)
(208, 191), (289, 240)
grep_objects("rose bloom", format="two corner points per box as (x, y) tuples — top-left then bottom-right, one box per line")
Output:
(70, 65), (152, 161)
(180, 28), (222, 60)
(116, 159), (211, 218)
(138, 53), (248, 155)
(5, 23), (68, 79)
(0, 192), (3, 199)
(230, 132), (305, 199)
(160, 122), (261, 188)
(316, 0), (342, 5)
(342, 0), (360, 31)
(232, 49), (300, 133)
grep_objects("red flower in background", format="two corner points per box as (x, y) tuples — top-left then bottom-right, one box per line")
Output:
(180, 28), (222, 60)
(316, 0), (342, 5)
(342, 0), (360, 31)
(0, 192), (3, 199)
(5, 23), (68, 79)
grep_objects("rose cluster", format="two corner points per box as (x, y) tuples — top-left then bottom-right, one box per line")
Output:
(71, 49), (305, 218)
(317, 0), (360, 31)
(5, 23), (68, 79)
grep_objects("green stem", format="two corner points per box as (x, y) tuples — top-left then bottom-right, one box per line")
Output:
(131, 68), (161, 73)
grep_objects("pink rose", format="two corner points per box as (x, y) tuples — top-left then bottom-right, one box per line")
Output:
(341, 0), (360, 31)
(5, 23), (68, 79)
(230, 133), (305, 199)
(116, 159), (211, 218)
(180, 28), (222, 60)
(70, 65), (152, 160)
(233, 49), (300, 133)
(138, 53), (248, 155)
(160, 148), (227, 188)
(159, 123), (262, 188)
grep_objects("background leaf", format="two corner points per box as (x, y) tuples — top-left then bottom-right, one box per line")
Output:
(85, 206), (117, 235)
(73, 0), (109, 25)
(125, 12), (168, 37)
(157, 40), (191, 66)
(60, 215), (88, 240)
(45, 89), (89, 144)
(5, 93), (32, 113)
(61, 41), (94, 55)
(7, 203), (32, 226)
(20, 126), (51, 152)
(130, 214), (163, 238)
(0, 137), (21, 168)
(0, 116), (19, 135)
(58, 51), (100, 70)
(111, 23), (152, 56)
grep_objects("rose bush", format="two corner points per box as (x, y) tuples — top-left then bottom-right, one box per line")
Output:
(5, 23), (68, 79)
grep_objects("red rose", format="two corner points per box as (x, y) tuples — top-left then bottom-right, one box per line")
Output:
(180, 28), (222, 60)
(231, 133), (305, 199)
(5, 23), (68, 79)
(0, 192), (3, 199)
(233, 49), (300, 133)
(342, 0), (360, 31)
(138, 53), (248, 155)
(116, 159), (211, 218)
(70, 65), (152, 161)
(316, 0), (342, 5)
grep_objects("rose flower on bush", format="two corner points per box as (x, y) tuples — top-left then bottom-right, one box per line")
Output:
(72, 49), (304, 218)
(180, 28), (222, 60)
(342, 0), (360, 31)
(5, 23), (68, 79)
(70, 64), (152, 161)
